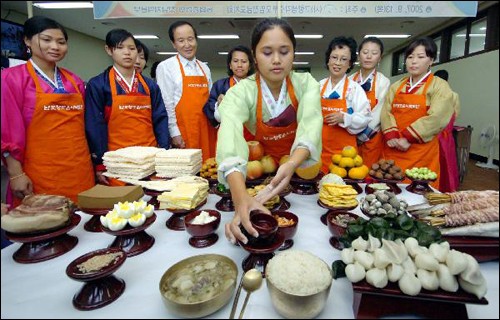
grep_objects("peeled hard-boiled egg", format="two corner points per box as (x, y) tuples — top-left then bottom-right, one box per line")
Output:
(115, 201), (134, 219)
(128, 213), (146, 228)
(143, 204), (154, 218)
(107, 216), (128, 231)
(133, 200), (147, 213)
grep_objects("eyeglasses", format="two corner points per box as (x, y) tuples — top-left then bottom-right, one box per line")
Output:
(329, 56), (350, 65)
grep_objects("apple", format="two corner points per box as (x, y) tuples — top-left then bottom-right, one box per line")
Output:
(248, 141), (264, 161)
(261, 155), (278, 174)
(247, 160), (264, 180)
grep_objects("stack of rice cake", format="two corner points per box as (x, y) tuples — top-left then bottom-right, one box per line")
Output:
(103, 146), (162, 180)
(155, 149), (202, 178)
(156, 177), (209, 210)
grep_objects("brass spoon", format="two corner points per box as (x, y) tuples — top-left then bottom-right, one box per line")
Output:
(238, 269), (263, 319)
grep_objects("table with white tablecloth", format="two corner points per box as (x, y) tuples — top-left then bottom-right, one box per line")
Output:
(1, 185), (498, 319)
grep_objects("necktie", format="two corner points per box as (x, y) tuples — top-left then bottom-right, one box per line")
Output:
(328, 91), (340, 99)
(361, 79), (371, 92)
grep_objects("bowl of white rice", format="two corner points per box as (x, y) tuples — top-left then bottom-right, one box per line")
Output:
(265, 250), (332, 319)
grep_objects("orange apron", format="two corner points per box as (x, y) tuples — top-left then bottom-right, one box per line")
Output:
(353, 72), (383, 168)
(254, 73), (298, 163)
(320, 78), (357, 173)
(107, 68), (157, 186)
(229, 77), (254, 141)
(382, 75), (440, 189)
(175, 56), (216, 161)
(17, 61), (94, 206)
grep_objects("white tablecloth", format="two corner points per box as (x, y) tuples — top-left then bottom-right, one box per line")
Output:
(1, 185), (498, 319)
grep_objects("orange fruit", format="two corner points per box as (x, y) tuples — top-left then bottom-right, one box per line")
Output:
(339, 157), (355, 168)
(330, 164), (347, 178)
(295, 161), (322, 180)
(341, 146), (357, 158)
(331, 154), (342, 165)
(353, 155), (363, 167)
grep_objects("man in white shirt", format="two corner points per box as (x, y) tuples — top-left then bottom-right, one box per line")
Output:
(156, 21), (215, 160)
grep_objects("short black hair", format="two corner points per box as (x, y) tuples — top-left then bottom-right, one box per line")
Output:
(325, 36), (357, 73)
(358, 37), (384, 55)
(251, 18), (296, 54)
(106, 28), (136, 49)
(168, 21), (197, 42)
(24, 15), (68, 41)
(226, 45), (255, 76)
(135, 39), (150, 62)
(434, 69), (449, 81)
(150, 61), (160, 79)
(404, 36), (437, 60)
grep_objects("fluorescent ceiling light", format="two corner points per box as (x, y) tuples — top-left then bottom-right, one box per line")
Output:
(33, 2), (93, 9)
(293, 61), (309, 65)
(156, 52), (177, 55)
(198, 35), (239, 39)
(218, 52), (229, 55)
(364, 34), (411, 39)
(295, 52), (315, 55)
(295, 35), (323, 39)
(133, 35), (159, 39)
(455, 33), (485, 37)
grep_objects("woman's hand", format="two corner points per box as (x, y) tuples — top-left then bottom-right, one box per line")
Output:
(325, 112), (344, 126)
(96, 171), (110, 185)
(386, 138), (399, 148)
(225, 193), (270, 245)
(255, 160), (295, 204)
(10, 174), (33, 199)
(217, 94), (225, 105)
(396, 138), (411, 151)
(2, 203), (10, 215)
(171, 135), (186, 148)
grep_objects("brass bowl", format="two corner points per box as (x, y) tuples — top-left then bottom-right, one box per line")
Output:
(159, 254), (238, 318)
(265, 251), (332, 319)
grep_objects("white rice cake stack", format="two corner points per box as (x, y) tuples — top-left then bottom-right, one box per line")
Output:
(103, 146), (163, 180)
(155, 148), (202, 178)
(157, 180), (209, 210)
(121, 176), (208, 192)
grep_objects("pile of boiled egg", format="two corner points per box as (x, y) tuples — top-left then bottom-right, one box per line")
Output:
(100, 200), (155, 231)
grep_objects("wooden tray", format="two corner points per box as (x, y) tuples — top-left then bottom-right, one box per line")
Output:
(352, 279), (488, 319)
(443, 235), (499, 262)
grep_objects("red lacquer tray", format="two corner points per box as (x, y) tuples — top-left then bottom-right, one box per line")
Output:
(443, 235), (499, 262)
(352, 279), (488, 319)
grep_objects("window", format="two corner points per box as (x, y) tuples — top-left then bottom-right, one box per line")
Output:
(391, 3), (498, 76)
(469, 18), (487, 54)
(433, 36), (442, 63)
(450, 26), (467, 60)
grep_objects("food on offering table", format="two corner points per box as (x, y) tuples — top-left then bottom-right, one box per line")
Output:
(76, 251), (124, 274)
(260, 155), (278, 174)
(1, 194), (74, 233)
(157, 178), (209, 210)
(369, 159), (404, 181)
(330, 146), (369, 179)
(412, 190), (500, 230)
(405, 167), (437, 180)
(103, 146), (162, 180)
(78, 184), (144, 209)
(368, 183), (390, 191)
(248, 140), (265, 161)
(189, 210), (217, 225)
(247, 160), (264, 180)
(334, 237), (487, 299)
(247, 185), (280, 209)
(318, 173), (346, 188)
(295, 160), (322, 180)
(100, 200), (154, 231)
(361, 191), (409, 217)
(319, 183), (358, 208)
(200, 157), (218, 180)
(155, 149), (202, 178)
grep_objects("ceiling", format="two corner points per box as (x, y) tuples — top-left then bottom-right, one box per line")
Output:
(0, 1), (484, 68)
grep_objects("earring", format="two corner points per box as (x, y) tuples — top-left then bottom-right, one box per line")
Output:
(27, 47), (31, 54)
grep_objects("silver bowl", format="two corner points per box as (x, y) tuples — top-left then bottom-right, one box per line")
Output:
(159, 254), (237, 318)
